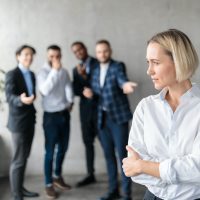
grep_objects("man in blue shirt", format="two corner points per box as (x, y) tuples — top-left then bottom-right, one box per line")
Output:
(5, 45), (39, 200)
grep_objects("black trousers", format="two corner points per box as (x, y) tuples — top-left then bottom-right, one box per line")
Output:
(143, 190), (200, 200)
(10, 126), (35, 200)
(80, 100), (97, 175)
(143, 190), (163, 200)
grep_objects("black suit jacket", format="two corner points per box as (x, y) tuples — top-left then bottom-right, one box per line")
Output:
(5, 67), (36, 133)
(72, 56), (98, 100)
(72, 57), (98, 123)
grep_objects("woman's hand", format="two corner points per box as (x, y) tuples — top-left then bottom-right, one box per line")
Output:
(122, 145), (142, 177)
(123, 145), (161, 178)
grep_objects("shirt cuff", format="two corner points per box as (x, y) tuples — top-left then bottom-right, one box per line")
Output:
(50, 68), (59, 75)
(68, 99), (74, 104)
(159, 159), (172, 184)
(17, 96), (23, 106)
(119, 80), (127, 89)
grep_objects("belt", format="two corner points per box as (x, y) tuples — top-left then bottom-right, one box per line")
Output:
(44, 109), (68, 115)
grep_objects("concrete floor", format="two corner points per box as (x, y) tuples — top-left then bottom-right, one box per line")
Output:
(0, 174), (146, 200)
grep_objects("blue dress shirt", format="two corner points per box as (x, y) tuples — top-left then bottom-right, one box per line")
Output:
(18, 63), (33, 96)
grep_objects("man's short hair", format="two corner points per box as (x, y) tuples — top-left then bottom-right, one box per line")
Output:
(16, 45), (36, 56)
(96, 40), (111, 48)
(71, 41), (86, 49)
(47, 45), (61, 52)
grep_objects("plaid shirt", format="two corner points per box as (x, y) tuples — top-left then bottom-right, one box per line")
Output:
(91, 59), (132, 129)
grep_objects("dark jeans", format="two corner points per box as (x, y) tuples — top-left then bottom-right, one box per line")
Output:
(98, 112), (131, 196)
(143, 190), (200, 200)
(80, 100), (97, 175)
(43, 110), (70, 185)
(10, 126), (35, 200)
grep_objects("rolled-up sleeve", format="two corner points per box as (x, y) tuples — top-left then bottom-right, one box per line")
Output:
(37, 69), (59, 96)
(65, 71), (74, 103)
(159, 132), (200, 184)
(128, 99), (167, 187)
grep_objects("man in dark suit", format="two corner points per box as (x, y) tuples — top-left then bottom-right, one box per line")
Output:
(71, 42), (98, 187)
(5, 45), (39, 200)
(83, 40), (137, 200)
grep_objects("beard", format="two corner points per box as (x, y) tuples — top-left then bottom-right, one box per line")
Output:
(98, 57), (111, 64)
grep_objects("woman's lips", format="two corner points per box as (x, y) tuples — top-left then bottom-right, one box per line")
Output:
(152, 78), (159, 82)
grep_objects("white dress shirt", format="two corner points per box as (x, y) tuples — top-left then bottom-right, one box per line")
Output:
(128, 84), (200, 200)
(37, 63), (74, 112)
(100, 62), (109, 88)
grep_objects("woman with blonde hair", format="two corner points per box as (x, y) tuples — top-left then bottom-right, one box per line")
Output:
(122, 29), (200, 200)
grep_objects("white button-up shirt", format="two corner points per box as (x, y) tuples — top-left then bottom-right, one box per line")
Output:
(128, 84), (200, 200)
(100, 62), (109, 88)
(37, 63), (74, 112)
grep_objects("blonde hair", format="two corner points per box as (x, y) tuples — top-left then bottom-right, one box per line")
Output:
(148, 29), (199, 82)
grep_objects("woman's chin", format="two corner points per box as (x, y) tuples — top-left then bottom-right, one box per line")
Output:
(154, 83), (164, 90)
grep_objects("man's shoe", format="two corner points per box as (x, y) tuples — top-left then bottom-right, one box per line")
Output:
(22, 187), (39, 197)
(45, 186), (57, 199)
(98, 191), (121, 200)
(53, 177), (71, 190)
(76, 174), (96, 187)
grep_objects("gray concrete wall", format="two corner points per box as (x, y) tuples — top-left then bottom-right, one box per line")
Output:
(0, 0), (200, 177)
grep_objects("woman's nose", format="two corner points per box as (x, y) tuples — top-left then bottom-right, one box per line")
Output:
(147, 65), (154, 76)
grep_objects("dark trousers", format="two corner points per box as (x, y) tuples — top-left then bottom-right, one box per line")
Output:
(80, 100), (97, 175)
(98, 112), (131, 196)
(143, 190), (200, 200)
(143, 190), (163, 200)
(43, 110), (70, 185)
(10, 126), (35, 200)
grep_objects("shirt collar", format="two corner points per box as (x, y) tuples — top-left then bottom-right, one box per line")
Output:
(159, 88), (168, 101)
(18, 63), (30, 73)
(182, 83), (200, 99)
(158, 83), (200, 102)
(83, 56), (91, 65)
(43, 62), (52, 70)
(100, 62), (110, 68)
